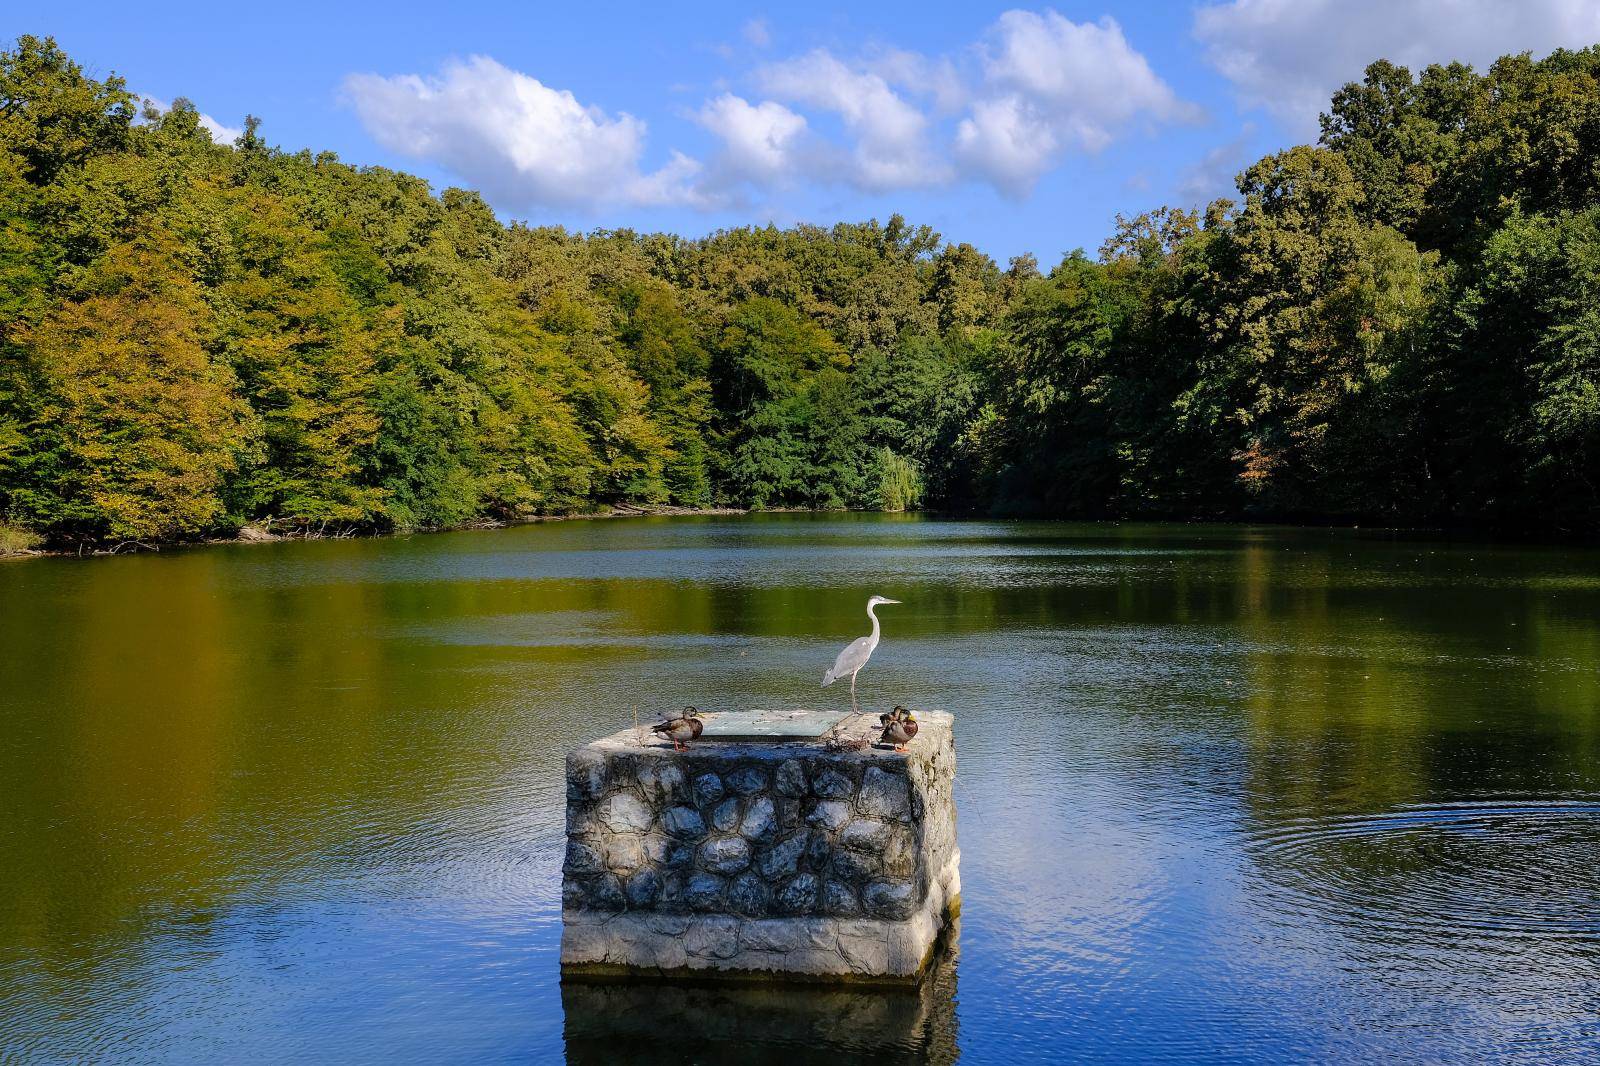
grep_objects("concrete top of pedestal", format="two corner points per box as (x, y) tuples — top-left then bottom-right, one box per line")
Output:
(698, 709), (850, 739)
(585, 709), (951, 765)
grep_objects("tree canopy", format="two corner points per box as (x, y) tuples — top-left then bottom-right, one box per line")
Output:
(3, 35), (1600, 545)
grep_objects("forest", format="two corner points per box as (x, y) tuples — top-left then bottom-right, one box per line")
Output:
(2, 35), (1599, 549)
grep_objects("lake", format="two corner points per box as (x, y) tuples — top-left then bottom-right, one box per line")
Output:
(3, 515), (1599, 1063)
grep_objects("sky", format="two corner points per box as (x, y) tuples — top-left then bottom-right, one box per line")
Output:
(9, 0), (1600, 266)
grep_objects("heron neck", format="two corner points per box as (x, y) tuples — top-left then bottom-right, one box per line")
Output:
(866, 602), (881, 642)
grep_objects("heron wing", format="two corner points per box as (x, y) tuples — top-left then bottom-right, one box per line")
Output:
(822, 636), (874, 686)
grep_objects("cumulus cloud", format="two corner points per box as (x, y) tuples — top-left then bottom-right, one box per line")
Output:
(741, 11), (1190, 198)
(1195, 0), (1600, 135)
(343, 55), (705, 211)
(140, 95), (242, 145)
(742, 18), (772, 48)
(980, 10), (1193, 145)
(757, 49), (951, 190)
(198, 113), (243, 144)
(341, 10), (1195, 213)
(958, 11), (1198, 196)
(696, 93), (812, 191)
(954, 96), (1061, 199)
(868, 48), (967, 114)
(1175, 124), (1259, 206)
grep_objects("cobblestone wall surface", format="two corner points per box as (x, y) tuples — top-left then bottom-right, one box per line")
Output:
(560, 711), (958, 981)
(562, 712), (955, 923)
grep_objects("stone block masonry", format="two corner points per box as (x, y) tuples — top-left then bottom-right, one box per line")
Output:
(560, 711), (958, 984)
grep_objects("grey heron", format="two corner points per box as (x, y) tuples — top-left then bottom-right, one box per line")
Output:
(821, 595), (901, 713)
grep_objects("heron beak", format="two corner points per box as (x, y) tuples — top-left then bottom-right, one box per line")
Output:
(883, 599), (901, 604)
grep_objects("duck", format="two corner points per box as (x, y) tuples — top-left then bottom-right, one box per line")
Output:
(878, 706), (918, 752)
(651, 706), (703, 751)
(879, 705), (912, 728)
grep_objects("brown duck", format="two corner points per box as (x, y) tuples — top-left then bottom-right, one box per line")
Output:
(652, 706), (703, 751)
(879, 705), (918, 752)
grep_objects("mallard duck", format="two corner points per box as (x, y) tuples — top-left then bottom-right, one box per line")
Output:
(652, 706), (703, 751)
(879, 707), (918, 752)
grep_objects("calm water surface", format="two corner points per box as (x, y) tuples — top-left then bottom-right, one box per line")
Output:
(3, 516), (1599, 1063)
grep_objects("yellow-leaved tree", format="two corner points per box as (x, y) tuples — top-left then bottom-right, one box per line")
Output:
(23, 230), (245, 542)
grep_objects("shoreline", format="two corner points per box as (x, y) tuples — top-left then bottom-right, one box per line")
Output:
(0, 504), (837, 560)
(3, 507), (1590, 562)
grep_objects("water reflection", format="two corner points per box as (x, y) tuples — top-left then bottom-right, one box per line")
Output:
(561, 920), (960, 1065)
(1249, 800), (1600, 938)
(1239, 800), (1600, 1059)
(3, 517), (1600, 1061)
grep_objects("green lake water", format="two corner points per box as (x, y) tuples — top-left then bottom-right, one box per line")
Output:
(2, 516), (1598, 1062)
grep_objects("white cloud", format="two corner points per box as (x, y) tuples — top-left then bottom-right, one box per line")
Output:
(742, 18), (772, 48)
(198, 114), (243, 144)
(981, 11), (1191, 138)
(140, 95), (242, 145)
(757, 49), (951, 190)
(696, 93), (810, 186)
(749, 16), (1190, 198)
(338, 9), (1195, 213)
(1195, 0), (1600, 135)
(1176, 124), (1258, 205)
(343, 55), (704, 211)
(955, 96), (1059, 199)
(957, 11), (1197, 197)
(629, 151), (711, 208)
(868, 48), (967, 114)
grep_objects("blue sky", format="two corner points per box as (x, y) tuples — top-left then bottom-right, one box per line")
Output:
(8, 1), (1600, 265)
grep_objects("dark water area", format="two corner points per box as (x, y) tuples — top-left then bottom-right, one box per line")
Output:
(3, 516), (1599, 1063)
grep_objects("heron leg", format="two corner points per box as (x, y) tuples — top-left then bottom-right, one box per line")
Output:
(849, 671), (860, 714)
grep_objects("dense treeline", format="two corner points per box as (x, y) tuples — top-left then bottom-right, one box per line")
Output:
(2, 36), (1598, 548)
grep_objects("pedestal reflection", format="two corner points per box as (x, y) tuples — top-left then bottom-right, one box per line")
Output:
(561, 917), (960, 1064)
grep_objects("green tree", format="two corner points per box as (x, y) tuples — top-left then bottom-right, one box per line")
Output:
(1435, 209), (1600, 530)
(14, 232), (244, 541)
(873, 448), (923, 511)
(6, 32), (1600, 545)
(0, 36), (134, 186)
(712, 298), (853, 507)
(215, 187), (384, 528)
(614, 280), (714, 505)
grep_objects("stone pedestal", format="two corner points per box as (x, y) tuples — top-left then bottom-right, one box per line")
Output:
(560, 710), (958, 985)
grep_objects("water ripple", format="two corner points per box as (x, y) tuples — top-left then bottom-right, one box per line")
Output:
(1247, 799), (1600, 941)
